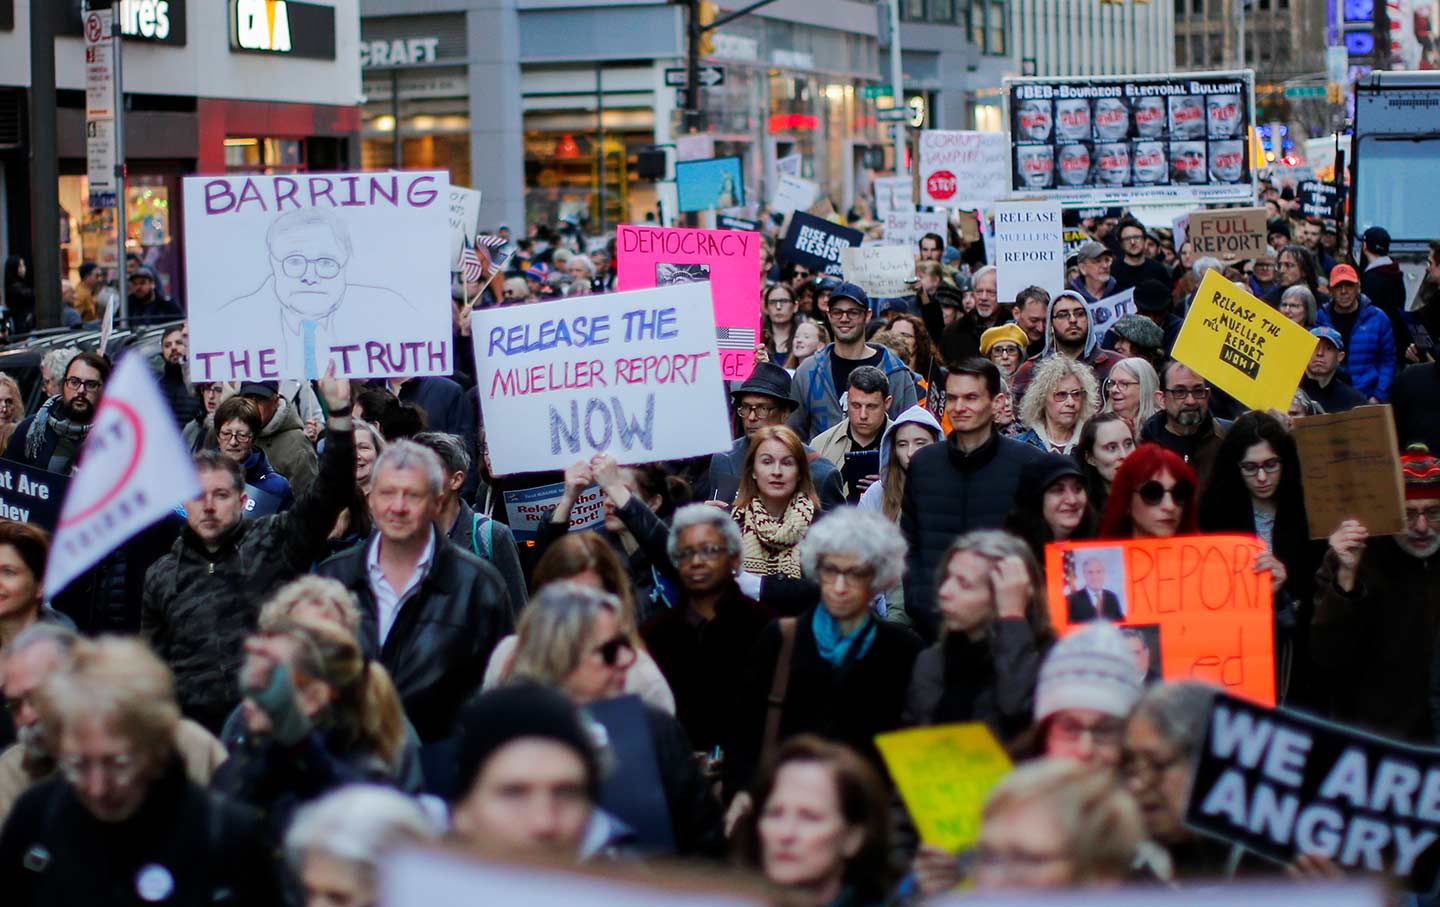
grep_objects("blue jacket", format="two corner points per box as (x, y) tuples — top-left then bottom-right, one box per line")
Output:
(241, 448), (294, 516)
(1322, 297), (1395, 401)
(787, 344), (919, 441)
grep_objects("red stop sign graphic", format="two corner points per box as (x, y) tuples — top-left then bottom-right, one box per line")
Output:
(927, 170), (957, 201)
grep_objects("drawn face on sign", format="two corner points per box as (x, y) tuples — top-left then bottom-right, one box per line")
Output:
(268, 221), (350, 318)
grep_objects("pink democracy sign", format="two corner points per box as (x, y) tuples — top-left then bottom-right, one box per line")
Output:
(616, 225), (760, 382)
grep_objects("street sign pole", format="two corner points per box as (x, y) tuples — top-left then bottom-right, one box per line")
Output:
(112, 4), (128, 326)
(887, 0), (905, 175)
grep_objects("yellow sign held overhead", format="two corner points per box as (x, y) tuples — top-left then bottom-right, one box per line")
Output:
(1170, 269), (1319, 413)
(875, 723), (1012, 852)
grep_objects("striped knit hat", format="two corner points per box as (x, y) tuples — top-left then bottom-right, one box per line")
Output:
(1403, 444), (1440, 501)
(1035, 621), (1143, 723)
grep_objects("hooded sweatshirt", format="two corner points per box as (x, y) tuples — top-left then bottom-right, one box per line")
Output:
(858, 405), (945, 516)
(1010, 290), (1121, 400)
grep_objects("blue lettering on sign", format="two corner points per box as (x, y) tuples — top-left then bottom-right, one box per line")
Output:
(548, 395), (657, 455)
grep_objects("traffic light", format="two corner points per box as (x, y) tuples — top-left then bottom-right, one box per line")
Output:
(698, 1), (717, 57)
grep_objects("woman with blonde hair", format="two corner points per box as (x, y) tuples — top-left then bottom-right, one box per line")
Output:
(0, 371), (25, 450)
(213, 616), (415, 833)
(259, 575), (363, 637)
(483, 532), (675, 713)
(733, 425), (819, 579)
(1016, 357), (1100, 455)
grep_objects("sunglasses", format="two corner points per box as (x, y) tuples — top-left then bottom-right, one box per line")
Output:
(594, 634), (634, 667)
(1136, 480), (1195, 506)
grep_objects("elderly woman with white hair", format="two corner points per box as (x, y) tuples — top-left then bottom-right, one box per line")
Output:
(285, 785), (438, 907)
(1015, 357), (1100, 455)
(1102, 356), (1160, 434)
(642, 504), (774, 754)
(725, 508), (923, 800)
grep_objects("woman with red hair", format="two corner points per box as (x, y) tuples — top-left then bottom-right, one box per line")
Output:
(1098, 444), (1199, 539)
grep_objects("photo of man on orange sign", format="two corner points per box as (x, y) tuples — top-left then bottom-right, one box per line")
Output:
(1045, 534), (1276, 706)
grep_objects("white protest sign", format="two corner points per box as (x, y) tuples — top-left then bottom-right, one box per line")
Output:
(771, 174), (820, 217)
(472, 283), (732, 476)
(775, 153), (802, 178)
(44, 356), (200, 597)
(448, 186), (483, 268)
(919, 131), (1010, 208)
(841, 245), (914, 299)
(873, 176), (914, 219)
(676, 134), (716, 161)
(502, 482), (606, 541)
(183, 171), (453, 382)
(1085, 286), (1136, 342)
(934, 883), (1381, 907)
(992, 200), (1064, 303)
(98, 294), (116, 356)
(883, 210), (949, 247)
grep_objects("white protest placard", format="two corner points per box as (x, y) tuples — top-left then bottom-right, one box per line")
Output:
(775, 153), (802, 178)
(934, 883), (1381, 907)
(992, 200), (1064, 303)
(183, 171), (453, 382)
(676, 134), (715, 161)
(502, 482), (606, 542)
(44, 356), (200, 597)
(841, 245), (914, 299)
(883, 210), (950, 247)
(448, 186), (483, 268)
(472, 283), (732, 476)
(919, 131), (1010, 208)
(1086, 286), (1135, 342)
(771, 174), (819, 216)
(873, 176), (914, 219)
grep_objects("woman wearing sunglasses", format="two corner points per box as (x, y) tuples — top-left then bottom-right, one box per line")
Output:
(504, 582), (722, 857)
(1098, 445), (1199, 539)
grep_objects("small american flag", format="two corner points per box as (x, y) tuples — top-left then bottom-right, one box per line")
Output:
(716, 327), (756, 351)
(458, 244), (485, 283)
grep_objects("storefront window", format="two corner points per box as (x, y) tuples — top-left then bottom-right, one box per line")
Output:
(57, 174), (177, 299)
(360, 67), (472, 187)
(523, 128), (635, 231)
(225, 138), (305, 173)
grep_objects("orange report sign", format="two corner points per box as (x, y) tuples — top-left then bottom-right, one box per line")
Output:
(1044, 535), (1275, 706)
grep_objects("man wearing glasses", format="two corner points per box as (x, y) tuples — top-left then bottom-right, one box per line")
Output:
(1313, 443), (1440, 742)
(1138, 361), (1227, 488)
(1009, 289), (1120, 401)
(1109, 218), (1169, 293)
(3, 352), (109, 475)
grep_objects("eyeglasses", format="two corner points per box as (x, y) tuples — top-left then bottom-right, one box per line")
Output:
(280, 254), (341, 279)
(1104, 377), (1138, 392)
(1121, 233), (1145, 243)
(1050, 389), (1086, 404)
(1052, 308), (1087, 322)
(60, 752), (139, 786)
(828, 307), (866, 321)
(1164, 386), (1210, 401)
(1253, 262), (1276, 271)
(1136, 480), (1195, 506)
(218, 430), (254, 444)
(817, 562), (876, 584)
(201, 385), (225, 395)
(1050, 714), (1125, 747)
(1238, 457), (1282, 477)
(736, 403), (779, 419)
(592, 634), (635, 668)
(990, 345), (1021, 358)
(766, 297), (795, 307)
(676, 543), (729, 562)
(64, 377), (102, 393)
(1407, 505), (1440, 525)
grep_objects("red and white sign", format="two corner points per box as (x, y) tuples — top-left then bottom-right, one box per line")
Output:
(44, 356), (200, 596)
(918, 130), (1009, 208)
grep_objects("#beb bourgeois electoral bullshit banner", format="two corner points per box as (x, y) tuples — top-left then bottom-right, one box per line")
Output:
(471, 284), (732, 477)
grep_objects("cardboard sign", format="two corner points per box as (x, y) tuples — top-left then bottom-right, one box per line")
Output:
(992, 200), (1064, 304)
(1188, 207), (1268, 260)
(779, 212), (863, 279)
(0, 460), (68, 530)
(1299, 180), (1342, 222)
(1291, 405), (1407, 539)
(501, 482), (606, 542)
(841, 245), (914, 299)
(45, 357), (200, 596)
(1045, 535), (1276, 705)
(1187, 693), (1440, 890)
(716, 214), (760, 232)
(1171, 270), (1319, 413)
(883, 210), (950, 248)
(873, 175), (914, 219)
(675, 156), (745, 213)
(183, 171), (453, 381)
(875, 723), (1013, 852)
(918, 130), (1010, 208)
(471, 284), (731, 476)
(447, 186), (483, 270)
(771, 174), (821, 217)
(615, 225), (762, 382)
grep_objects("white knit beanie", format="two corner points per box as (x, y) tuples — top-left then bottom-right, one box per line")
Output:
(1034, 622), (1144, 723)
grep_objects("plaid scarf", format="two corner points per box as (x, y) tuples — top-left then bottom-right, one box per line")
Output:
(737, 494), (815, 578)
(25, 396), (90, 463)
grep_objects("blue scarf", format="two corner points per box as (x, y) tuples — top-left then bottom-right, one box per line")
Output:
(812, 607), (877, 668)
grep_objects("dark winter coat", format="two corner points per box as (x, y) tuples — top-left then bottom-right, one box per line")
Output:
(448, 500), (529, 613)
(1139, 411), (1227, 491)
(724, 607), (922, 793)
(0, 760), (279, 907)
(315, 526), (514, 743)
(141, 425), (355, 732)
(239, 448), (294, 515)
(536, 496), (678, 625)
(159, 360), (201, 428)
(256, 398), (317, 496)
(1393, 362), (1440, 452)
(903, 619), (1048, 743)
(901, 430), (1045, 641)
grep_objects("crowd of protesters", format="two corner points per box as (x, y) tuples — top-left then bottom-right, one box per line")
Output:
(0, 173), (1438, 907)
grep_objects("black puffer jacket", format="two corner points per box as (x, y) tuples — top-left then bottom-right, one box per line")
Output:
(316, 527), (513, 743)
(901, 430), (1045, 641)
(159, 359), (201, 428)
(142, 425), (354, 733)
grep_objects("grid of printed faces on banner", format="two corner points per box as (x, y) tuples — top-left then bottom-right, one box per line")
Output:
(1008, 77), (1251, 195)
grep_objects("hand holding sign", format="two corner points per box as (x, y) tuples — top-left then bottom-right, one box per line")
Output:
(1327, 519), (1369, 592)
(316, 362), (352, 414)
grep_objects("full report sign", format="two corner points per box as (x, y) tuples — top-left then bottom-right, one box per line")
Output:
(472, 284), (732, 476)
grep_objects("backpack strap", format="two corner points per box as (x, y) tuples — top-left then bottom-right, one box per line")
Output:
(470, 512), (494, 560)
(760, 617), (798, 770)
